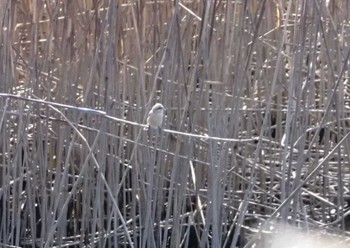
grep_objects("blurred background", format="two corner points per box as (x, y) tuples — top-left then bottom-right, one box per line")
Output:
(0, 0), (350, 247)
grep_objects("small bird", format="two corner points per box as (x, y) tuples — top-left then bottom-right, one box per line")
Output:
(147, 103), (165, 131)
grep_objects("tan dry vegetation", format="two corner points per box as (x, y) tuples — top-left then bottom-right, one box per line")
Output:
(0, 0), (350, 247)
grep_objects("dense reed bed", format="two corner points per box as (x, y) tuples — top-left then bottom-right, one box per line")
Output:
(0, 0), (350, 247)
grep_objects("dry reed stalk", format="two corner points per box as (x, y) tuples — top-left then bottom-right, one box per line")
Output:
(0, 1), (350, 248)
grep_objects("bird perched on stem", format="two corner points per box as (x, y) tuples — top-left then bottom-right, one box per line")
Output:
(147, 103), (165, 132)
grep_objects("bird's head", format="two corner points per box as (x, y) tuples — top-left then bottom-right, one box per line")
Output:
(151, 103), (165, 114)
